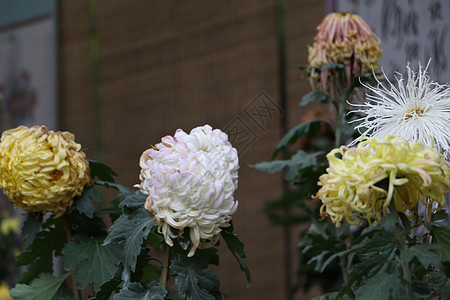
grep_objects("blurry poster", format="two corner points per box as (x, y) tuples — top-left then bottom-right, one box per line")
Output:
(336, 0), (450, 82)
(0, 1), (57, 132)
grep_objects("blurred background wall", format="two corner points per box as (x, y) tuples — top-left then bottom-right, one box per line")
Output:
(58, 1), (325, 299)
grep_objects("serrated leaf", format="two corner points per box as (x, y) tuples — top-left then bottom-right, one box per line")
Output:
(431, 210), (448, 222)
(427, 271), (450, 297)
(16, 219), (66, 284)
(113, 281), (167, 300)
(10, 272), (71, 300)
(95, 181), (146, 209)
(21, 214), (43, 250)
(251, 150), (322, 181)
(220, 223), (251, 286)
(103, 209), (155, 272)
(89, 160), (117, 183)
(62, 236), (123, 291)
(272, 120), (332, 158)
(171, 255), (219, 300)
(354, 271), (402, 300)
(95, 265), (122, 300)
(431, 224), (450, 261)
(300, 91), (335, 106)
(221, 224), (246, 258)
(73, 186), (99, 218)
(400, 244), (443, 269)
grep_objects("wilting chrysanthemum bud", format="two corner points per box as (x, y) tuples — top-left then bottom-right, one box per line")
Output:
(136, 125), (239, 257)
(0, 125), (90, 217)
(315, 136), (450, 227)
(308, 12), (382, 91)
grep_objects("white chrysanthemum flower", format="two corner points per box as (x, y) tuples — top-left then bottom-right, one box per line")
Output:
(350, 62), (450, 159)
(136, 125), (239, 257)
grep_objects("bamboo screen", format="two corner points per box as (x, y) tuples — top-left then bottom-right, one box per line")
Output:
(58, 1), (325, 299)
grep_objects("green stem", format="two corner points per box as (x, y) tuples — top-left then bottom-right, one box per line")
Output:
(334, 70), (348, 148)
(161, 245), (171, 296)
(63, 216), (80, 300)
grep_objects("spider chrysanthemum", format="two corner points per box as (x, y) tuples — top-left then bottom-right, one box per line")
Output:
(351, 62), (450, 159)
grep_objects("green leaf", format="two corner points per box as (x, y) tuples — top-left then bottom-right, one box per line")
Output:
(89, 160), (117, 183)
(103, 209), (155, 272)
(264, 188), (315, 226)
(113, 281), (167, 300)
(10, 272), (71, 300)
(171, 255), (219, 300)
(62, 235), (123, 291)
(431, 224), (450, 261)
(272, 120), (332, 158)
(21, 214), (43, 250)
(220, 223), (251, 286)
(431, 210), (448, 222)
(427, 271), (450, 297)
(196, 247), (219, 266)
(300, 91), (335, 106)
(67, 211), (107, 237)
(73, 186), (99, 218)
(354, 271), (402, 300)
(95, 181), (146, 209)
(251, 150), (322, 181)
(400, 244), (443, 269)
(16, 219), (66, 284)
(95, 265), (122, 300)
(320, 63), (344, 71)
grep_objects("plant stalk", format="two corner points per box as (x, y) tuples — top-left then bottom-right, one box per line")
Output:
(389, 202), (414, 300)
(161, 245), (171, 293)
(63, 216), (80, 300)
(424, 200), (432, 244)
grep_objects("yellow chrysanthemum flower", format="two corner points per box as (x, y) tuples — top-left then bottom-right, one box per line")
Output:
(0, 282), (11, 300)
(0, 216), (20, 236)
(0, 125), (91, 217)
(315, 136), (450, 227)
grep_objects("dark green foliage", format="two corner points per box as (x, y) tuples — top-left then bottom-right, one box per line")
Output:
(300, 91), (336, 106)
(21, 214), (43, 250)
(171, 255), (220, 300)
(73, 186), (100, 218)
(89, 159), (118, 183)
(62, 235), (123, 291)
(113, 282), (167, 300)
(221, 223), (251, 286)
(103, 209), (155, 272)
(10, 273), (71, 300)
(16, 218), (66, 284)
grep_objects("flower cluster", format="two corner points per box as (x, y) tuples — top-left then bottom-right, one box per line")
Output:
(0, 282), (11, 300)
(308, 12), (382, 90)
(136, 125), (239, 256)
(0, 125), (90, 217)
(315, 136), (450, 227)
(0, 214), (20, 236)
(351, 62), (450, 160)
